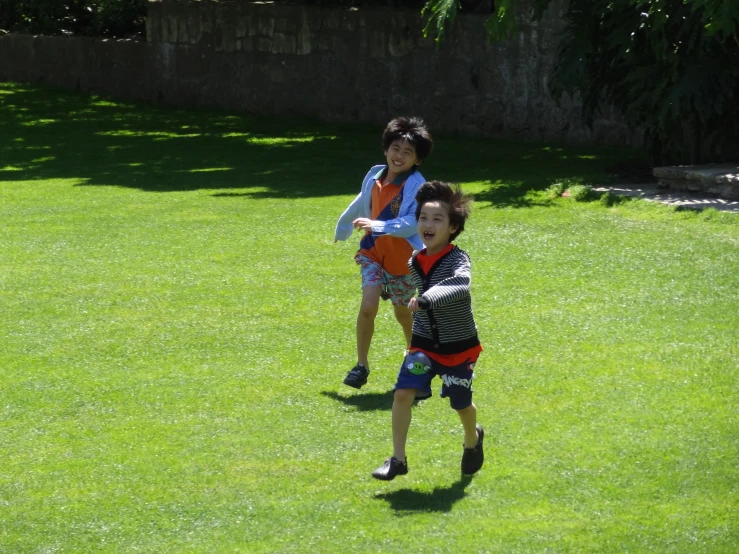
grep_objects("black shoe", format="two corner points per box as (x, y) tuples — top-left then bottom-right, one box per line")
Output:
(343, 364), (369, 389)
(461, 424), (484, 475)
(372, 456), (408, 481)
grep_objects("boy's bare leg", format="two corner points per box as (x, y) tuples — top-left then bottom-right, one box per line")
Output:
(393, 303), (414, 348)
(356, 285), (382, 367)
(457, 403), (479, 448)
(392, 388), (417, 461)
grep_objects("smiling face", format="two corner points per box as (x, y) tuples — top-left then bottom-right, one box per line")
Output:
(384, 138), (421, 179)
(417, 200), (458, 255)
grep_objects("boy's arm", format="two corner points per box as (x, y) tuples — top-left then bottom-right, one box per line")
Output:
(334, 191), (364, 241)
(334, 167), (378, 241)
(368, 212), (418, 238)
(417, 256), (472, 309)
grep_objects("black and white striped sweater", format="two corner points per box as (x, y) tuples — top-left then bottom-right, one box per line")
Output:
(409, 245), (481, 355)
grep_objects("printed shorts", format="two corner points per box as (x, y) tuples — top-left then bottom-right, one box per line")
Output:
(394, 351), (477, 410)
(355, 253), (415, 307)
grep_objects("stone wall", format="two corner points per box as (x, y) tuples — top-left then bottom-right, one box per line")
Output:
(0, 0), (638, 145)
(0, 34), (157, 100)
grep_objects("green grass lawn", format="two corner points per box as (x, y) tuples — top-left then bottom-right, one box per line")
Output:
(1, 82), (737, 553)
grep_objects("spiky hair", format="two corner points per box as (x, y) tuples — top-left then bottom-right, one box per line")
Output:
(415, 180), (472, 241)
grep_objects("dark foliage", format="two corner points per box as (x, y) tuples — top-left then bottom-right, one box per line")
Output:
(0, 0), (147, 38)
(428, 0), (739, 164)
(548, 0), (739, 164)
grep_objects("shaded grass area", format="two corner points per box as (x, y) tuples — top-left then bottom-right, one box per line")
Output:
(1, 83), (737, 553)
(0, 82), (637, 204)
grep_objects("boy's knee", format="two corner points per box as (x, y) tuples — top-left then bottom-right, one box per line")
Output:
(358, 301), (379, 319)
(394, 388), (417, 405)
(393, 304), (412, 320)
(455, 402), (476, 415)
(359, 287), (381, 315)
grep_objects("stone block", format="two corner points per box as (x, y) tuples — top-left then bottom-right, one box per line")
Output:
(221, 30), (236, 52)
(653, 164), (739, 182)
(258, 16), (275, 37)
(187, 15), (202, 45)
(296, 17), (311, 55)
(654, 164), (739, 199)
(247, 17), (258, 37)
(275, 17), (298, 34)
(272, 32), (296, 54)
(236, 37), (254, 52)
(177, 16), (189, 44)
(722, 185), (739, 200)
(165, 15), (177, 43)
(715, 173), (739, 184)
(146, 10), (158, 43)
(257, 37), (272, 52)
(338, 11), (358, 32)
(322, 10), (341, 30)
(716, 174), (739, 199)
(236, 19), (249, 39)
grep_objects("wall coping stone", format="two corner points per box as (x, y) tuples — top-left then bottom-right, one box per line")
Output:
(653, 164), (739, 200)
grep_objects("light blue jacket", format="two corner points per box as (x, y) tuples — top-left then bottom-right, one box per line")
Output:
(334, 165), (425, 250)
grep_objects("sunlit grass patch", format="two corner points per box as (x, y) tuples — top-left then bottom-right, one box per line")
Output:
(97, 130), (203, 138)
(246, 136), (326, 145)
(188, 167), (231, 173)
(19, 118), (57, 126)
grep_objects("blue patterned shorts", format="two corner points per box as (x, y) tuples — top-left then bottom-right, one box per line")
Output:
(355, 253), (415, 307)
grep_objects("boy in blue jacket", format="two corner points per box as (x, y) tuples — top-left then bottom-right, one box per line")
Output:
(334, 117), (433, 389)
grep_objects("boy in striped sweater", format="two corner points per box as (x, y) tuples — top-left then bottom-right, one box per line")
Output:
(372, 181), (484, 480)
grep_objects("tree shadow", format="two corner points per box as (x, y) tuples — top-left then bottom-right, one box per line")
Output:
(374, 475), (474, 513)
(0, 82), (645, 206)
(0, 82), (373, 197)
(428, 136), (645, 209)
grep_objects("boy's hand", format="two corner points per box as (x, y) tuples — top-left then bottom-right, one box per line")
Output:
(352, 218), (373, 232)
(408, 297), (430, 312)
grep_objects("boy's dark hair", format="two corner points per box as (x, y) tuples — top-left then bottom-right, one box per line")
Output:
(415, 181), (472, 242)
(382, 116), (433, 162)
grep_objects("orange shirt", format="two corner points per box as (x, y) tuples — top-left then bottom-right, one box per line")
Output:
(358, 179), (413, 275)
(411, 341), (482, 369)
(416, 244), (454, 273)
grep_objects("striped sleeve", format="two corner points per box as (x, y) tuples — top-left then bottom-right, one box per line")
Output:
(420, 251), (471, 308)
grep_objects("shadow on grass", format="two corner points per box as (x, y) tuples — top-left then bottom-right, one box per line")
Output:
(321, 389), (429, 411)
(0, 82), (645, 206)
(320, 390), (394, 412)
(374, 475), (473, 513)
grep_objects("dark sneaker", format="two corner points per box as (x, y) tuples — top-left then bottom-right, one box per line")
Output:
(343, 364), (369, 389)
(372, 456), (408, 481)
(461, 424), (484, 475)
